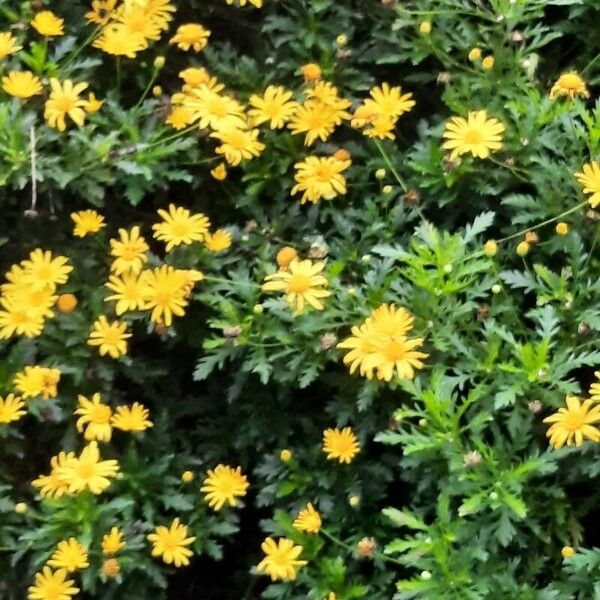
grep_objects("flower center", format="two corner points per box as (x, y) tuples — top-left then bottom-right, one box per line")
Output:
(77, 462), (96, 480)
(382, 339), (407, 361)
(463, 127), (484, 145)
(55, 96), (75, 113)
(287, 274), (310, 293)
(91, 404), (111, 424)
(564, 411), (586, 432)
(102, 328), (122, 345)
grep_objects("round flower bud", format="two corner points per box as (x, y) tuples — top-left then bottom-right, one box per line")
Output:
(375, 168), (386, 180)
(419, 21), (432, 34)
(482, 55), (495, 69)
(524, 231), (539, 245)
(280, 449), (292, 462)
(418, 418), (428, 427)
(489, 491), (499, 501)
(181, 471), (194, 483)
(468, 47), (482, 61)
(484, 240), (498, 257)
(356, 537), (376, 559)
(57, 293), (78, 314)
(300, 63), (321, 83)
(152, 85), (162, 97)
(555, 222), (569, 236)
(153, 56), (165, 69)
(382, 185), (393, 194)
(421, 571), (432, 580)
(528, 400), (542, 414)
(253, 304), (264, 314)
(333, 148), (351, 162)
(443, 264), (453, 274)
(102, 558), (120, 578)
(561, 546), (575, 559)
(348, 495), (360, 507)
(403, 189), (420, 206)
(516, 241), (530, 257)
(463, 450), (481, 468)
(223, 325), (242, 339)
(492, 284), (502, 294)
(320, 333), (338, 351)
(336, 34), (348, 47)
(14, 502), (28, 514)
(276, 246), (298, 268)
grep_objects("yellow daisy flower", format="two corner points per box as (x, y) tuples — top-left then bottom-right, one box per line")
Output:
(0, 297), (45, 339)
(13, 365), (61, 399)
(75, 393), (113, 442)
(147, 518), (196, 567)
(200, 464), (249, 510)
(0, 32), (22, 60)
(543, 396), (600, 449)
(248, 85), (298, 129)
(364, 82), (415, 121)
(105, 272), (147, 315)
(32, 451), (75, 499)
(575, 160), (600, 207)
(21, 248), (73, 291)
(44, 79), (89, 131)
(288, 101), (340, 146)
(442, 110), (505, 160)
(262, 258), (331, 315)
(152, 204), (211, 251)
(88, 316), (131, 358)
(47, 538), (89, 572)
(102, 527), (126, 555)
(256, 537), (307, 582)
(210, 125), (265, 166)
(140, 265), (191, 327)
(589, 371), (600, 401)
(93, 24), (148, 58)
(71, 209), (105, 237)
(31, 11), (64, 36)
(85, 0), (119, 25)
(291, 155), (351, 204)
(83, 92), (103, 113)
(110, 226), (149, 275)
(2, 71), (43, 99)
(0, 394), (26, 424)
(322, 427), (361, 464)
(27, 567), (79, 600)
(550, 72), (589, 100)
(293, 503), (322, 534)
(169, 23), (211, 52)
(205, 229), (232, 252)
(110, 402), (153, 432)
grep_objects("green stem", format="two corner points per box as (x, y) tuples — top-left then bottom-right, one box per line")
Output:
(582, 52), (600, 75)
(62, 25), (102, 69)
(132, 68), (160, 113)
(497, 200), (588, 243)
(320, 528), (404, 567)
(372, 139), (407, 192)
(488, 156), (530, 183)
(141, 125), (198, 150)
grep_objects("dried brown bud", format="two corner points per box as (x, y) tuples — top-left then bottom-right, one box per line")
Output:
(223, 325), (242, 339)
(24, 208), (39, 219)
(578, 322), (590, 335)
(524, 231), (539, 245)
(336, 49), (351, 60)
(528, 400), (543, 414)
(403, 189), (420, 206)
(463, 450), (482, 467)
(477, 304), (490, 321)
(437, 71), (451, 85)
(504, 157), (515, 167)
(509, 31), (524, 45)
(308, 243), (328, 260)
(356, 537), (377, 558)
(586, 209), (600, 222)
(442, 157), (461, 172)
(320, 333), (338, 351)
(244, 220), (257, 233)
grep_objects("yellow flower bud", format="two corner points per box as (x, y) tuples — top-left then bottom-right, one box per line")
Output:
(516, 241), (530, 257)
(468, 48), (482, 62)
(555, 222), (569, 235)
(152, 85), (162, 96)
(276, 246), (298, 268)
(492, 284), (502, 294)
(419, 21), (432, 34)
(253, 304), (264, 314)
(153, 55), (165, 69)
(348, 495), (360, 507)
(382, 185), (393, 194)
(102, 558), (120, 578)
(300, 63), (321, 83)
(561, 546), (575, 559)
(14, 502), (28, 514)
(484, 240), (498, 257)
(181, 471), (194, 483)
(280, 449), (292, 462)
(57, 293), (77, 314)
(336, 34), (348, 47)
(482, 55), (495, 70)
(375, 168), (386, 180)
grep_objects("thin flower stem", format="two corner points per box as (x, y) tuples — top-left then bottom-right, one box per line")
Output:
(497, 200), (588, 243)
(320, 528), (404, 567)
(141, 125), (198, 150)
(372, 139), (407, 192)
(132, 68), (160, 113)
(62, 25), (102, 69)
(488, 156), (530, 183)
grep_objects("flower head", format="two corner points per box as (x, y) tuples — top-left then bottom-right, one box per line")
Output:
(205, 229), (232, 252)
(543, 396), (600, 449)
(13, 365), (61, 399)
(442, 110), (505, 160)
(102, 527), (126, 555)
(248, 86), (298, 129)
(152, 204), (211, 251)
(111, 402), (153, 432)
(256, 537), (307, 581)
(85, 0), (119, 25)
(169, 23), (211, 52)
(44, 79), (89, 131)
(0, 32), (22, 60)
(210, 125), (265, 166)
(32, 451), (75, 499)
(575, 161), (600, 208)
(71, 210), (105, 237)
(105, 272), (147, 315)
(291, 155), (351, 204)
(2, 71), (43, 99)
(0, 394), (26, 424)
(147, 518), (196, 567)
(20, 248), (73, 292)
(323, 427), (360, 463)
(110, 226), (149, 275)
(48, 538), (89, 572)
(75, 393), (113, 442)
(31, 11), (64, 36)
(93, 24), (147, 57)
(550, 72), (589, 100)
(293, 503), (322, 534)
(88, 316), (131, 358)
(27, 567), (79, 600)
(262, 258), (331, 315)
(200, 464), (249, 510)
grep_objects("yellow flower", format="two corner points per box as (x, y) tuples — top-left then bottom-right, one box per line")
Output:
(300, 63), (322, 83)
(550, 72), (589, 100)
(136, 0), (176, 31)
(31, 11), (64, 36)
(57, 292), (77, 314)
(166, 104), (195, 129)
(105, 272), (147, 315)
(21, 248), (73, 292)
(589, 371), (600, 401)
(13, 365), (61, 399)
(102, 527), (126, 555)
(110, 226), (149, 275)
(276, 246), (298, 268)
(32, 451), (75, 499)
(288, 101), (341, 146)
(468, 47), (481, 61)
(75, 393), (113, 442)
(322, 427), (360, 464)
(0, 297), (45, 339)
(362, 114), (397, 140)
(182, 85), (245, 130)
(102, 558), (120, 578)
(0, 32), (22, 60)
(419, 21), (431, 34)
(575, 161), (600, 207)
(71, 209), (105, 237)
(248, 86), (298, 129)
(179, 66), (215, 89)
(152, 204), (211, 251)
(88, 316), (131, 358)
(0, 394), (26, 424)
(210, 162), (228, 180)
(280, 449), (292, 462)
(293, 503), (322, 534)
(169, 23), (211, 52)
(56, 441), (119, 495)
(262, 258), (331, 315)
(2, 71), (43, 99)
(363, 83), (415, 122)
(85, 0), (119, 25)
(555, 222), (569, 236)
(256, 537), (307, 582)
(117, 2), (163, 42)
(442, 110), (505, 160)
(562, 546), (575, 559)
(84, 92), (103, 113)
(181, 470), (194, 483)
(481, 55), (494, 69)
(111, 402), (153, 432)
(200, 464), (249, 510)
(93, 24), (148, 58)
(291, 155), (351, 204)
(147, 518), (196, 567)
(205, 229), (232, 252)
(140, 265), (193, 326)
(27, 567), (79, 600)
(44, 79), (89, 131)
(210, 125), (265, 166)
(48, 538), (89, 572)
(543, 396), (600, 449)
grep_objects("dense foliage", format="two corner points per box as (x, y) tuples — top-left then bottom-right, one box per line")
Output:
(1, 0), (600, 598)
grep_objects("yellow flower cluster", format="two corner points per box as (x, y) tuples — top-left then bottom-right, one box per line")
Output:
(337, 304), (428, 381)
